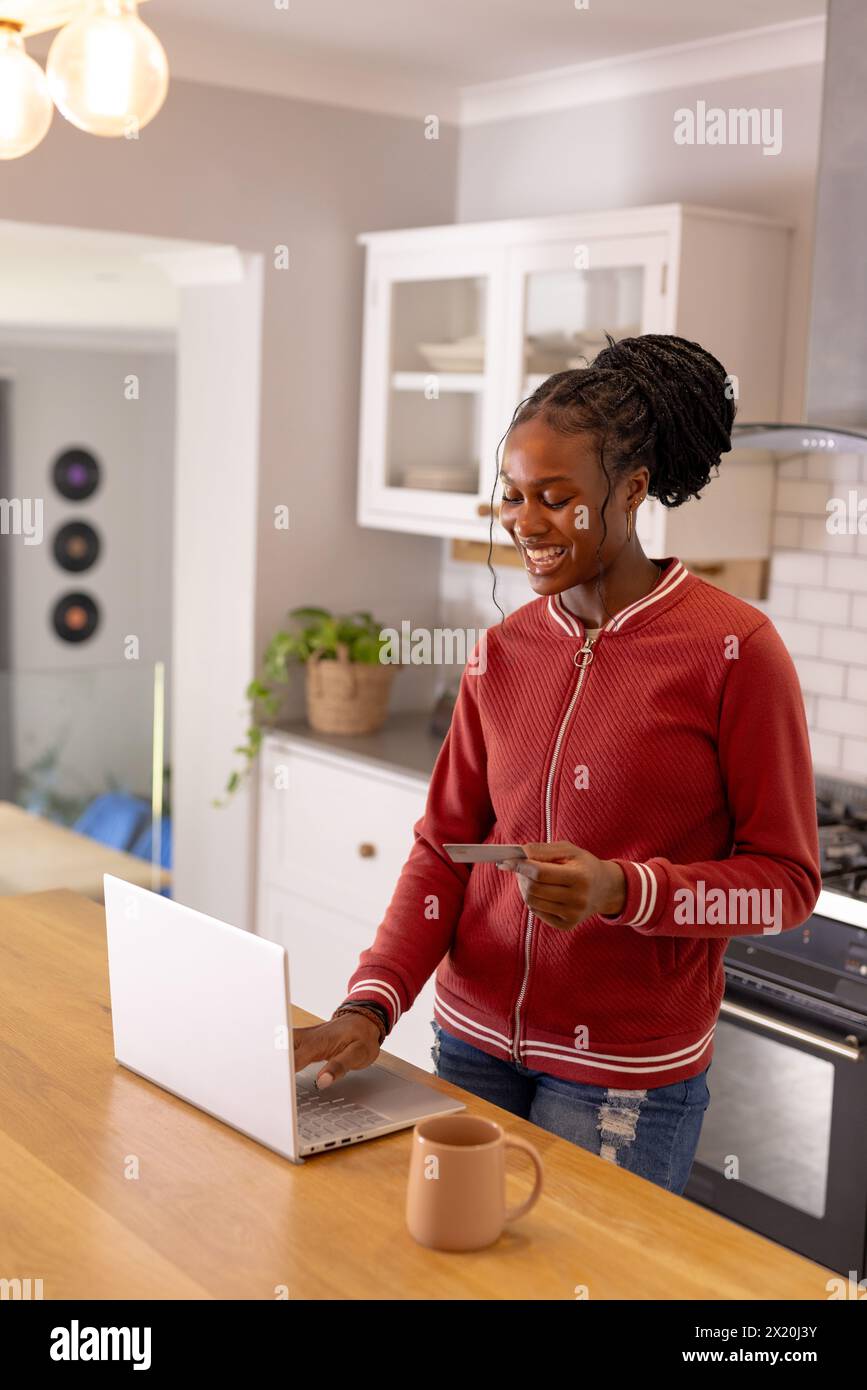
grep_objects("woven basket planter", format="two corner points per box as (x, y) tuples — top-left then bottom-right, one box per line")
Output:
(305, 642), (396, 734)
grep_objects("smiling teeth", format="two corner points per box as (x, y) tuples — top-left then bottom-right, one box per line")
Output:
(526, 547), (566, 559)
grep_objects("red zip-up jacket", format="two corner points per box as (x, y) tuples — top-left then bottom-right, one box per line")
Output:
(339, 557), (822, 1089)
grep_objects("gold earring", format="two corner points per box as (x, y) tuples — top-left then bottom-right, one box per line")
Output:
(626, 506), (634, 542)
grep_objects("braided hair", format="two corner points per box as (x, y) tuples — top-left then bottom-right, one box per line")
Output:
(486, 333), (736, 626)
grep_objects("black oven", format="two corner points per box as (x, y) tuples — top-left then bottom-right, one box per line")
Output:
(685, 905), (867, 1280)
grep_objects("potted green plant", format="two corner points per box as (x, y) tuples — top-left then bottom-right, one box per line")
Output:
(219, 607), (397, 802)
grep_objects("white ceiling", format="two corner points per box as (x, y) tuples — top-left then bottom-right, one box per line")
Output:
(148, 0), (825, 85)
(0, 223), (230, 335)
(29, 0), (828, 122)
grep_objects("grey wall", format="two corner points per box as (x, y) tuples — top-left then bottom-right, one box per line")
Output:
(456, 62), (824, 422)
(0, 77), (460, 710)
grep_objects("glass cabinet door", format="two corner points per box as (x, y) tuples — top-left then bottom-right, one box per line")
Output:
(358, 247), (507, 536)
(521, 264), (644, 391)
(501, 235), (669, 549)
(358, 234), (669, 541)
(504, 235), (669, 407)
(388, 273), (485, 495)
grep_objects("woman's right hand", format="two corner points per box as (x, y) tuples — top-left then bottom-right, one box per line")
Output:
(293, 1012), (382, 1089)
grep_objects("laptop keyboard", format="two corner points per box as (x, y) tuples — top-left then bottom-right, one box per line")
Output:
(296, 1076), (389, 1145)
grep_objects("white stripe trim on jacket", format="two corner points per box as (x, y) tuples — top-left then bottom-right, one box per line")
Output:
(605, 561), (688, 632)
(547, 593), (583, 636)
(349, 979), (402, 1022)
(434, 993), (512, 1050)
(521, 1031), (714, 1074)
(436, 992), (715, 1077)
(628, 861), (659, 927)
(546, 561), (688, 638)
(521, 1023), (717, 1062)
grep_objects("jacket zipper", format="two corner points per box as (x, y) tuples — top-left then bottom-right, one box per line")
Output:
(511, 632), (601, 1063)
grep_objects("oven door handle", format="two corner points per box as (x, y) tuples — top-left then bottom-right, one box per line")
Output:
(719, 999), (862, 1060)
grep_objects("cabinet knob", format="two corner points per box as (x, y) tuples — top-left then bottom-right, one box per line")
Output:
(358, 842), (377, 858)
(476, 503), (492, 517)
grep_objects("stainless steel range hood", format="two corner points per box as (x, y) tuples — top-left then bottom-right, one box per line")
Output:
(731, 423), (867, 454)
(733, 0), (867, 455)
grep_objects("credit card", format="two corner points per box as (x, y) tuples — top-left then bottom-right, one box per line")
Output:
(443, 843), (527, 864)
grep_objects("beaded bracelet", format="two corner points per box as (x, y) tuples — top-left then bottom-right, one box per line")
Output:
(331, 1003), (387, 1046)
(339, 999), (389, 1033)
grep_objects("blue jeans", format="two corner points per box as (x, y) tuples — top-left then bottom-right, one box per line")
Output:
(430, 1020), (711, 1195)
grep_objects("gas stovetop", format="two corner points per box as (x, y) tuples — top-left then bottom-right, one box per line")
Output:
(817, 790), (867, 901)
(723, 776), (867, 1028)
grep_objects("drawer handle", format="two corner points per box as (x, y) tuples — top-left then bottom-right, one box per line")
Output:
(358, 842), (377, 858)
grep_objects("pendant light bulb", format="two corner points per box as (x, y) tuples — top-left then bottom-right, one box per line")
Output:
(0, 22), (53, 160)
(47, 0), (168, 138)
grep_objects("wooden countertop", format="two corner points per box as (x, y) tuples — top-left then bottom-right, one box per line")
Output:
(0, 890), (837, 1300)
(0, 801), (170, 900)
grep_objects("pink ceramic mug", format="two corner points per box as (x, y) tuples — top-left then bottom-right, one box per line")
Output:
(406, 1113), (544, 1251)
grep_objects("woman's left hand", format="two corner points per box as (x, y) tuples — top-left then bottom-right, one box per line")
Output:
(498, 841), (626, 930)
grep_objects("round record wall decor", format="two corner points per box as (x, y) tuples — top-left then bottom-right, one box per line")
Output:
(52, 447), (101, 502)
(52, 592), (100, 643)
(52, 521), (101, 573)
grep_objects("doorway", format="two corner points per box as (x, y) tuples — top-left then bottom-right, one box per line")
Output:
(0, 220), (264, 928)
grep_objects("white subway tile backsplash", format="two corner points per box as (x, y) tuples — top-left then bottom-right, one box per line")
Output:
(777, 457), (806, 480)
(809, 729), (841, 772)
(770, 551), (825, 586)
(772, 618), (820, 657)
(766, 584), (797, 618)
(816, 697), (867, 737)
(796, 587), (851, 624)
(776, 480), (833, 516)
(710, 451), (862, 778)
(843, 738), (867, 777)
(820, 627), (867, 664)
(795, 658), (846, 697)
(800, 517), (856, 553)
(771, 515), (801, 549)
(754, 428), (864, 780)
(805, 452), (861, 482)
(827, 556), (867, 592)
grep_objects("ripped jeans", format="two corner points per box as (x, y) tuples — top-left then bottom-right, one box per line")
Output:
(430, 1020), (711, 1195)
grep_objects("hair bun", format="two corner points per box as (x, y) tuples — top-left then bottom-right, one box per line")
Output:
(592, 333), (735, 506)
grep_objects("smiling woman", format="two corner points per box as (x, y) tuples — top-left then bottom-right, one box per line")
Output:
(493, 332), (735, 630)
(297, 330), (821, 1199)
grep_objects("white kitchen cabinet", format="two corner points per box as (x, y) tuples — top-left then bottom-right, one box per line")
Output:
(256, 733), (440, 1072)
(356, 203), (789, 567)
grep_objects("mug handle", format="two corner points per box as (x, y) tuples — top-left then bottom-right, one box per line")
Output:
(503, 1136), (544, 1222)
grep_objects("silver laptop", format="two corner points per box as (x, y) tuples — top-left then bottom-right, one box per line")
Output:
(103, 874), (464, 1163)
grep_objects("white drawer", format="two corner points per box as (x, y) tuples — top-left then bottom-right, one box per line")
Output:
(259, 883), (438, 1073)
(259, 743), (428, 925)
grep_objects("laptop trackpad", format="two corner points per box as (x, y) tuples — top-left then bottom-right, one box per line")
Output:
(296, 1061), (430, 1117)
